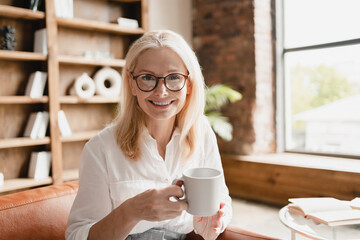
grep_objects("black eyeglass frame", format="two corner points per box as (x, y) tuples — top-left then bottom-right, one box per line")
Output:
(130, 72), (189, 92)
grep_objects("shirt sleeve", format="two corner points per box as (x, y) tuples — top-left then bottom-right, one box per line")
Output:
(65, 137), (112, 240)
(202, 117), (233, 233)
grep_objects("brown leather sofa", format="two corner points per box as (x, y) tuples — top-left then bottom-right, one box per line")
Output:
(0, 181), (279, 240)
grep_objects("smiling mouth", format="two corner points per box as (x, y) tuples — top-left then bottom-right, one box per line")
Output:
(149, 100), (174, 106)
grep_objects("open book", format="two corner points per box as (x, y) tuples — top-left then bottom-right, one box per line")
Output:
(288, 197), (360, 226)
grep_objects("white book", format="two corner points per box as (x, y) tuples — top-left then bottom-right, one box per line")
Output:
(55, 0), (62, 17)
(54, 0), (73, 18)
(66, 0), (74, 18)
(37, 111), (49, 138)
(24, 112), (43, 139)
(28, 151), (52, 180)
(0, 172), (4, 186)
(25, 71), (47, 98)
(58, 110), (72, 137)
(117, 17), (139, 29)
(288, 197), (360, 226)
(34, 28), (47, 55)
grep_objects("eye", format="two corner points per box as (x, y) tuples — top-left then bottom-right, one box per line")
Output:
(167, 74), (182, 81)
(140, 74), (155, 81)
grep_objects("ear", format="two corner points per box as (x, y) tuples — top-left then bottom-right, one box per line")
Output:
(186, 79), (192, 95)
(127, 71), (137, 96)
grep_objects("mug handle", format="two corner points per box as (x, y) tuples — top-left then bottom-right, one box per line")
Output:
(172, 178), (186, 201)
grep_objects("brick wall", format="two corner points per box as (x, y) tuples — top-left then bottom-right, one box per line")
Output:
(193, 0), (276, 155)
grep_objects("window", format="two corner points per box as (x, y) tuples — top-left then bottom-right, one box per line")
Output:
(277, 0), (360, 157)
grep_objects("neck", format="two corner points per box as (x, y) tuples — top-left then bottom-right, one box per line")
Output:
(147, 117), (176, 143)
(146, 117), (176, 159)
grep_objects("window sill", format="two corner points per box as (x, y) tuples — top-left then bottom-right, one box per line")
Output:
(221, 152), (360, 174)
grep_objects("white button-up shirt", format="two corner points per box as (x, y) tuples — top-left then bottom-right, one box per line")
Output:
(66, 117), (232, 239)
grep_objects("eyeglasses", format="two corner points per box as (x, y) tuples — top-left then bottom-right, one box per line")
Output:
(130, 72), (189, 92)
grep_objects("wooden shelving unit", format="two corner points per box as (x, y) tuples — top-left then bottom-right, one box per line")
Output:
(0, 50), (47, 61)
(57, 17), (145, 34)
(0, 0), (148, 194)
(0, 5), (45, 20)
(58, 55), (126, 67)
(0, 177), (52, 193)
(0, 96), (48, 104)
(0, 137), (51, 149)
(60, 130), (99, 143)
(59, 96), (120, 104)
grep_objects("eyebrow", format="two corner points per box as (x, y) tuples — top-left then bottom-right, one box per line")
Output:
(134, 69), (185, 75)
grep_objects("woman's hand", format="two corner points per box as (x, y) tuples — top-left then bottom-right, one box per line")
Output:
(128, 184), (188, 222)
(193, 202), (225, 240)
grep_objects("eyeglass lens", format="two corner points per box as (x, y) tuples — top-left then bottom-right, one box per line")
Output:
(135, 73), (186, 91)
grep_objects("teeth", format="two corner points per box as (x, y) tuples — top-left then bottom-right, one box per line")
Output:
(150, 100), (173, 106)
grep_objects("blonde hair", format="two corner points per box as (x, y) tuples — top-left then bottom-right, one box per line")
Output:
(113, 30), (205, 161)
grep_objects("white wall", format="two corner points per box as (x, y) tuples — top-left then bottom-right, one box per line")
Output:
(148, 0), (192, 46)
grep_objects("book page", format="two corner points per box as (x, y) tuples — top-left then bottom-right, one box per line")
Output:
(351, 198), (360, 210)
(289, 197), (351, 215)
(309, 209), (360, 226)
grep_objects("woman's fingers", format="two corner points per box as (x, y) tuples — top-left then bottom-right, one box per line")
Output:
(130, 185), (187, 222)
(164, 184), (185, 199)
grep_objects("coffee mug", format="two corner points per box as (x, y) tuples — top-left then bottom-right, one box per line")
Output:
(174, 167), (222, 217)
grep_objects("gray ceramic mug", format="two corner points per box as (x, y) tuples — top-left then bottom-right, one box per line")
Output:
(174, 167), (222, 217)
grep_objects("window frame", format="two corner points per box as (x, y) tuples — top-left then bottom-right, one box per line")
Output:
(275, 0), (360, 159)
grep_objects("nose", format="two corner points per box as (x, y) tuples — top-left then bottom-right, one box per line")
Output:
(154, 78), (168, 96)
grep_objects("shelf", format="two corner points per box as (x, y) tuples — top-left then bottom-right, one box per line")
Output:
(60, 130), (100, 143)
(0, 0), (147, 194)
(57, 17), (145, 35)
(0, 137), (50, 149)
(0, 96), (48, 104)
(59, 96), (120, 104)
(110, 0), (141, 2)
(63, 169), (79, 182)
(0, 177), (52, 193)
(0, 50), (47, 61)
(58, 55), (125, 67)
(0, 5), (45, 20)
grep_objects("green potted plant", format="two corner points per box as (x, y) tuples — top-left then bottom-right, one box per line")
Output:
(205, 84), (242, 141)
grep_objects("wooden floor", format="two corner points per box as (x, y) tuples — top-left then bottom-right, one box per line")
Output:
(230, 198), (307, 240)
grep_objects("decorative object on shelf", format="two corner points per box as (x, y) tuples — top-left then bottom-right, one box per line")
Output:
(54, 0), (73, 18)
(29, 0), (43, 11)
(23, 111), (49, 139)
(34, 28), (47, 55)
(94, 67), (122, 97)
(84, 51), (114, 60)
(25, 71), (48, 98)
(69, 73), (96, 99)
(0, 172), (3, 186)
(205, 84), (242, 141)
(58, 110), (72, 137)
(117, 17), (139, 29)
(28, 151), (52, 180)
(0, 25), (17, 50)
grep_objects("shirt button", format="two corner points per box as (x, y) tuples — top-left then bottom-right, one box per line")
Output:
(165, 178), (169, 183)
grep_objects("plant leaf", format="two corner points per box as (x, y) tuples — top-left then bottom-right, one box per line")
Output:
(205, 84), (242, 113)
(205, 112), (233, 141)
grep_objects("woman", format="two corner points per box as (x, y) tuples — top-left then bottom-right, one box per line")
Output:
(66, 30), (232, 240)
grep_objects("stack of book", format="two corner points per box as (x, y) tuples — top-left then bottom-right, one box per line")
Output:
(28, 151), (52, 180)
(25, 71), (47, 98)
(23, 111), (49, 139)
(288, 197), (360, 226)
(58, 110), (72, 137)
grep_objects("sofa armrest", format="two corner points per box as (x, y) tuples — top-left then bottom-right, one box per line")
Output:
(0, 181), (78, 240)
(186, 225), (280, 240)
